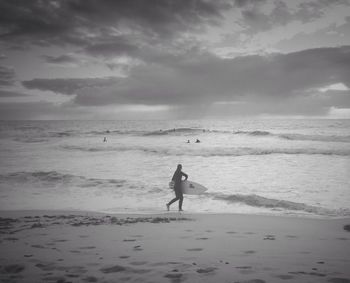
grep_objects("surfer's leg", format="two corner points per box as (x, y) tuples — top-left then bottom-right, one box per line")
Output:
(168, 197), (179, 206)
(178, 196), (183, 211)
(168, 186), (181, 209)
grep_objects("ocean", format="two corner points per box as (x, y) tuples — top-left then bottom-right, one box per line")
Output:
(0, 119), (349, 218)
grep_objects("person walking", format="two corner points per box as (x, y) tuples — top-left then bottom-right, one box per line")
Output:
(166, 164), (188, 211)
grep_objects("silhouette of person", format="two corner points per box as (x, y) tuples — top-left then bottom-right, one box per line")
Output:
(187, 140), (190, 143)
(195, 139), (201, 143)
(167, 164), (188, 211)
(103, 137), (107, 142)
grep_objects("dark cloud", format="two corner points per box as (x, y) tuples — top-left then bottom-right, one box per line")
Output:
(0, 65), (15, 86)
(22, 77), (121, 95)
(22, 45), (350, 117)
(42, 54), (79, 65)
(0, 0), (229, 49)
(0, 89), (27, 97)
(84, 37), (139, 58)
(234, 0), (266, 8)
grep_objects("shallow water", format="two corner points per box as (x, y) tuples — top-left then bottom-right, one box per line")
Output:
(0, 119), (349, 218)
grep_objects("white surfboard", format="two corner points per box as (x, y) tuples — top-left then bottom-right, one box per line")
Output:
(168, 180), (208, 195)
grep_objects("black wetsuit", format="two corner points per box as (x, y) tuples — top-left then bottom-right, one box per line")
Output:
(168, 169), (188, 210)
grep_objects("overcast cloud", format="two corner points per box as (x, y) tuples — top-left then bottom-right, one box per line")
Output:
(0, 0), (349, 119)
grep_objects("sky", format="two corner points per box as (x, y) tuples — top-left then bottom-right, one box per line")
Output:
(0, 0), (350, 120)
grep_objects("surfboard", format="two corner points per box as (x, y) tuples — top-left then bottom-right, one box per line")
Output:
(168, 180), (208, 195)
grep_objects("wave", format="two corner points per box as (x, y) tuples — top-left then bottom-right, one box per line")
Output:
(142, 128), (350, 143)
(143, 127), (208, 136)
(61, 144), (350, 157)
(11, 131), (77, 143)
(0, 171), (126, 188)
(279, 133), (350, 143)
(233, 130), (350, 143)
(234, 130), (271, 136)
(212, 193), (350, 217)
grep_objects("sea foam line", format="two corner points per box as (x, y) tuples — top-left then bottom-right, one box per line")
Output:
(210, 193), (350, 217)
(61, 144), (350, 157)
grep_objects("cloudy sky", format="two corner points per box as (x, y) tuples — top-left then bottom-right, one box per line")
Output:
(0, 0), (350, 120)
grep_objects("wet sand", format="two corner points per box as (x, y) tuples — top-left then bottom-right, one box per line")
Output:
(0, 210), (349, 283)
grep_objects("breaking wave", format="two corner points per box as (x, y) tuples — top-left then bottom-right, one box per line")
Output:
(234, 130), (271, 136)
(0, 171), (126, 188)
(61, 144), (350, 157)
(233, 130), (350, 143)
(212, 193), (350, 217)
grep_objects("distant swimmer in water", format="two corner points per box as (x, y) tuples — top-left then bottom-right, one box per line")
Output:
(187, 140), (190, 143)
(195, 139), (201, 143)
(167, 164), (188, 212)
(103, 137), (107, 142)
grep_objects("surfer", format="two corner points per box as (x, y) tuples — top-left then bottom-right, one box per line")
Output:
(166, 164), (188, 211)
(103, 137), (107, 142)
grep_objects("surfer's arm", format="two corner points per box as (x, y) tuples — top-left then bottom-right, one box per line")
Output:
(182, 172), (188, 180)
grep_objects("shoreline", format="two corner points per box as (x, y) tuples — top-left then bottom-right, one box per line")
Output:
(1, 210), (349, 282)
(1, 208), (349, 220)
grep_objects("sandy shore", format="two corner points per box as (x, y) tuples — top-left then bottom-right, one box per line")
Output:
(0, 210), (349, 283)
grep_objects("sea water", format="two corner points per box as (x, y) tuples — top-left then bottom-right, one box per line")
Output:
(0, 119), (349, 218)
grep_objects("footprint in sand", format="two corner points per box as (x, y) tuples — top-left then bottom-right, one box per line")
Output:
(79, 246), (96, 250)
(133, 245), (143, 251)
(119, 256), (130, 259)
(288, 271), (326, 277)
(196, 267), (217, 274)
(129, 261), (147, 266)
(67, 273), (80, 278)
(100, 265), (126, 273)
(236, 266), (252, 270)
(263, 235), (275, 240)
(234, 280), (266, 283)
(31, 244), (45, 249)
(2, 264), (25, 274)
(328, 278), (350, 283)
(123, 239), (137, 242)
(164, 273), (183, 279)
(35, 263), (56, 271)
(83, 276), (98, 282)
(244, 250), (256, 254)
(275, 274), (294, 280)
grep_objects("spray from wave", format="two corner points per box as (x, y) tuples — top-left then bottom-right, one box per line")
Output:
(211, 193), (350, 217)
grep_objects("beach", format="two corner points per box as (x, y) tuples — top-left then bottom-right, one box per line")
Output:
(1, 210), (349, 283)
(0, 120), (349, 282)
